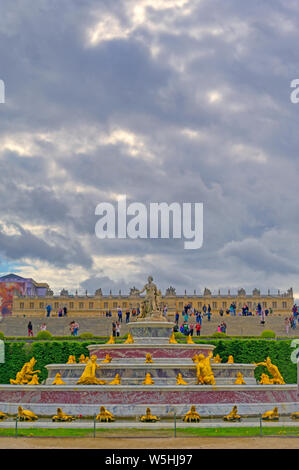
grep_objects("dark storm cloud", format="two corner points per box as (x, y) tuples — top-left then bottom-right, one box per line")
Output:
(0, 0), (298, 293)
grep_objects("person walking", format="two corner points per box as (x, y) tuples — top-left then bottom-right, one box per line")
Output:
(285, 317), (290, 335)
(195, 323), (201, 336)
(126, 310), (130, 323)
(116, 321), (120, 337)
(27, 321), (33, 337)
(112, 321), (116, 337)
(63, 306), (67, 317)
(40, 323), (47, 331)
(69, 321), (75, 336)
(189, 323), (194, 336)
(73, 321), (79, 336)
(46, 304), (52, 318)
(175, 311), (179, 324)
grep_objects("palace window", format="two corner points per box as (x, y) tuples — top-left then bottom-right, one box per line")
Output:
(122, 302), (127, 308)
(89, 302), (94, 309)
(30, 302), (34, 309)
(69, 302), (74, 309)
(222, 302), (227, 308)
(104, 302), (108, 309)
(54, 302), (59, 309)
(282, 301), (287, 309)
(20, 302), (24, 309)
(197, 302), (202, 309)
(79, 302), (84, 309)
(272, 301), (277, 308)
(39, 302), (44, 309)
(212, 302), (217, 309)
(113, 302), (117, 308)
(262, 302), (267, 308)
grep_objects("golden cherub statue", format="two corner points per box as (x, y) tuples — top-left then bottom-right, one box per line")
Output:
(106, 335), (115, 344)
(196, 352), (216, 385)
(169, 332), (177, 344)
(142, 373), (155, 385)
(183, 406), (201, 423)
(212, 354), (222, 363)
(101, 354), (112, 363)
(227, 355), (234, 363)
(10, 357), (41, 385)
(223, 406), (241, 421)
(187, 335), (194, 344)
(17, 406), (38, 422)
(79, 354), (88, 363)
(67, 355), (76, 364)
(259, 373), (272, 385)
(234, 372), (246, 385)
(124, 332), (134, 344)
(140, 407), (160, 422)
(109, 373), (121, 385)
(77, 355), (107, 385)
(145, 353), (153, 363)
(52, 408), (75, 422)
(96, 406), (115, 422)
(27, 374), (40, 385)
(176, 373), (188, 385)
(52, 373), (66, 385)
(0, 411), (8, 421)
(262, 407), (279, 421)
(254, 357), (285, 384)
(192, 354), (199, 363)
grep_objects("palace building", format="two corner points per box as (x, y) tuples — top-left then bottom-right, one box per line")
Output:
(10, 279), (294, 317)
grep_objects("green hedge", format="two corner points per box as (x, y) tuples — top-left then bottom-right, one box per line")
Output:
(0, 338), (297, 384)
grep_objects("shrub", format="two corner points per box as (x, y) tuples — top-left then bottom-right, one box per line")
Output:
(78, 333), (95, 339)
(211, 332), (227, 338)
(36, 331), (53, 340)
(0, 332), (4, 340)
(260, 330), (276, 338)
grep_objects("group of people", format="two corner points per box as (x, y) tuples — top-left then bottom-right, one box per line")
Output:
(217, 321), (227, 333)
(112, 320), (121, 337)
(69, 321), (79, 336)
(46, 304), (67, 317)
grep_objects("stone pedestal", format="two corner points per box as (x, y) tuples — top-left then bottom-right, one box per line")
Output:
(128, 320), (175, 345)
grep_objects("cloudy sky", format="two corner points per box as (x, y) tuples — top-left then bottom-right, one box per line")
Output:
(0, 0), (299, 298)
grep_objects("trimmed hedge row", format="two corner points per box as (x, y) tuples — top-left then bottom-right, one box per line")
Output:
(0, 339), (297, 384)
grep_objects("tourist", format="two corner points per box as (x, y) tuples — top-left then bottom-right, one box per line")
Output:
(112, 321), (116, 337)
(175, 311), (179, 324)
(195, 323), (201, 336)
(28, 321), (33, 337)
(219, 308), (224, 316)
(69, 321), (75, 335)
(189, 323), (194, 336)
(116, 321), (120, 337)
(58, 308), (63, 317)
(217, 325), (221, 333)
(40, 323), (47, 331)
(118, 308), (123, 323)
(260, 309), (265, 325)
(207, 310), (211, 321)
(46, 304), (52, 317)
(202, 304), (207, 315)
(73, 321), (79, 336)
(126, 310), (130, 323)
(221, 321), (227, 333)
(132, 308), (136, 317)
(63, 306), (67, 317)
(285, 317), (290, 335)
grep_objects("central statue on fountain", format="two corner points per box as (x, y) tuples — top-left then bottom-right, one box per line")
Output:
(134, 276), (164, 321)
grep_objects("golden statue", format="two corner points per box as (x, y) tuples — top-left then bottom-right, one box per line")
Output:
(135, 276), (163, 320)
(196, 352), (216, 385)
(77, 355), (107, 385)
(291, 412), (299, 420)
(176, 373), (188, 385)
(109, 373), (121, 385)
(79, 354), (88, 363)
(67, 355), (76, 364)
(255, 357), (285, 384)
(124, 333), (134, 344)
(27, 374), (40, 385)
(234, 372), (246, 385)
(223, 406), (241, 421)
(52, 408), (75, 422)
(183, 406), (201, 423)
(192, 354), (199, 363)
(17, 406), (38, 422)
(187, 335), (194, 344)
(259, 373), (272, 385)
(212, 354), (222, 363)
(52, 373), (66, 385)
(227, 355), (234, 363)
(169, 332), (177, 344)
(145, 353), (153, 363)
(106, 335), (115, 344)
(10, 357), (41, 385)
(0, 411), (8, 421)
(143, 373), (155, 385)
(101, 354), (112, 363)
(140, 407), (160, 422)
(262, 407), (279, 421)
(96, 406), (115, 422)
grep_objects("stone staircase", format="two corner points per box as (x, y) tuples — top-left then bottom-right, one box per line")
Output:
(0, 312), (297, 338)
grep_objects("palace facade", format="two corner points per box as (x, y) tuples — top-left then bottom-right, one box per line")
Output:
(11, 283), (294, 317)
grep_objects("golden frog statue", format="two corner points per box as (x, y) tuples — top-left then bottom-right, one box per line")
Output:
(145, 353), (153, 363)
(212, 354), (222, 363)
(183, 406), (201, 423)
(66, 355), (76, 364)
(106, 335), (115, 344)
(79, 354), (88, 363)
(192, 354), (199, 363)
(27, 374), (40, 385)
(196, 352), (216, 385)
(140, 407), (160, 422)
(259, 373), (272, 385)
(234, 372), (246, 385)
(17, 406), (38, 422)
(52, 408), (75, 422)
(101, 354), (112, 363)
(96, 406), (115, 422)
(227, 355), (234, 363)
(187, 335), (194, 344)
(262, 407), (279, 421)
(124, 333), (134, 344)
(109, 373), (121, 385)
(169, 332), (177, 344)
(223, 406), (241, 421)
(143, 373), (155, 385)
(291, 412), (299, 420)
(255, 357), (285, 384)
(176, 373), (188, 385)
(10, 357), (41, 385)
(77, 355), (107, 385)
(52, 373), (66, 385)
(0, 411), (8, 421)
